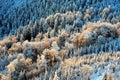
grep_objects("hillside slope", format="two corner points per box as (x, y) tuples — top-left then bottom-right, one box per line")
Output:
(0, 12), (120, 79)
(1, 0), (120, 39)
(0, 0), (120, 80)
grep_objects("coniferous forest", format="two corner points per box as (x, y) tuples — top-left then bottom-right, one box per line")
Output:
(0, 0), (120, 80)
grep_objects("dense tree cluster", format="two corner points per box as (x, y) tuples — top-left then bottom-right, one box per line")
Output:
(1, 0), (120, 39)
(0, 0), (120, 80)
(0, 12), (120, 79)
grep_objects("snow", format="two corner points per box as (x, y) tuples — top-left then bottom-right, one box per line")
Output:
(90, 69), (105, 80)
(1, 69), (7, 74)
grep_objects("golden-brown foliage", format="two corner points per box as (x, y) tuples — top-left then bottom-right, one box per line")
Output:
(73, 22), (118, 47)
(1, 11), (120, 80)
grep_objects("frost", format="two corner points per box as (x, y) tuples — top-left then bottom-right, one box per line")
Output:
(0, 0), (120, 80)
